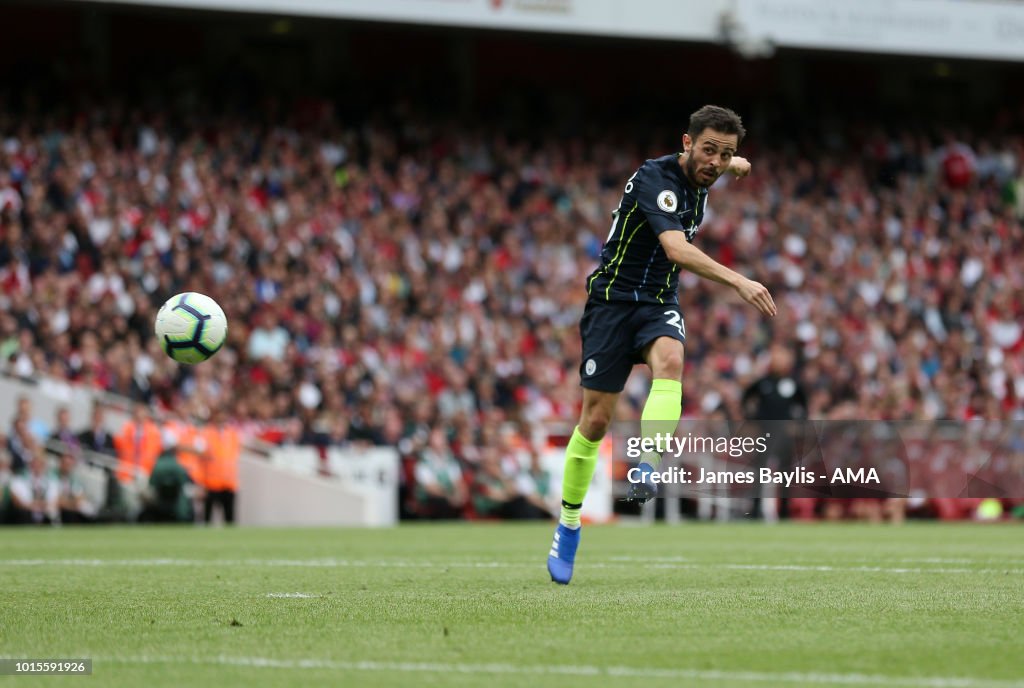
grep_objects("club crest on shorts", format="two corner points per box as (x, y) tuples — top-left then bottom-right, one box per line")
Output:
(585, 358), (596, 376)
(657, 190), (677, 212)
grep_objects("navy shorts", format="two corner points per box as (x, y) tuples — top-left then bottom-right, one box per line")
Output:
(578, 299), (687, 392)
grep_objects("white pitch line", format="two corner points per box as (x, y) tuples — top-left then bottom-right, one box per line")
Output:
(900, 558), (975, 564)
(637, 562), (1024, 575)
(899, 558), (1024, 565)
(609, 555), (692, 562)
(0, 558), (510, 569)
(265, 593), (320, 599)
(99, 655), (1024, 688)
(1, 558), (1020, 575)
(649, 563), (987, 575)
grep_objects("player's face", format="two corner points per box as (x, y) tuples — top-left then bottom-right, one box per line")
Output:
(682, 129), (739, 187)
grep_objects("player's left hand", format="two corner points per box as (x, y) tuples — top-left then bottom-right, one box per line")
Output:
(728, 156), (751, 178)
(734, 277), (777, 317)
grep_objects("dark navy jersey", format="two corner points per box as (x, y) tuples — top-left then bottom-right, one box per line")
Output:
(586, 153), (708, 304)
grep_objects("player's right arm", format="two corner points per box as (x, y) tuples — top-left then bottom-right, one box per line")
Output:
(658, 230), (777, 316)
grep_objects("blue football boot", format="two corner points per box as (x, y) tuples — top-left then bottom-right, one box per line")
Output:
(547, 522), (581, 585)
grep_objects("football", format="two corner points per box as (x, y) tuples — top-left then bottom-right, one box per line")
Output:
(154, 292), (228, 364)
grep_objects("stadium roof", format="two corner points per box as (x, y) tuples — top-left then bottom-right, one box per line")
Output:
(66, 0), (1024, 62)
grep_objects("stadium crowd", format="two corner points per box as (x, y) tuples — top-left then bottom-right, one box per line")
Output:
(1, 99), (1023, 520)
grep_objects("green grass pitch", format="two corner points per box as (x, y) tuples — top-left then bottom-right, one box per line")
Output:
(2, 523), (1023, 687)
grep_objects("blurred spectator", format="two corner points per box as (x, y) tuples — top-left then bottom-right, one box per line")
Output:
(743, 344), (809, 519)
(742, 345), (808, 421)
(12, 397), (49, 442)
(348, 402), (384, 446)
(518, 449), (553, 517)
(57, 453), (96, 524)
(413, 427), (468, 519)
(472, 448), (550, 520)
(50, 407), (81, 455)
(165, 411), (205, 484)
(326, 417), (353, 447)
(139, 430), (194, 523)
(200, 407), (240, 524)
(75, 406), (122, 520)
(8, 451), (59, 525)
(113, 405), (161, 484)
(78, 406), (115, 456)
(933, 133), (977, 189)
(437, 368), (477, 421)
(7, 417), (35, 474)
(497, 426), (553, 517)
(247, 312), (290, 362)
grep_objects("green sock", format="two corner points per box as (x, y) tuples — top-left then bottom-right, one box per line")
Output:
(559, 426), (601, 528)
(640, 378), (682, 467)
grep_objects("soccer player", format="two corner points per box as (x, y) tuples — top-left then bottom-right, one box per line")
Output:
(547, 105), (777, 584)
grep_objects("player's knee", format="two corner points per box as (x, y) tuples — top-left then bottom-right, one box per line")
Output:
(579, 409), (611, 441)
(653, 350), (684, 380)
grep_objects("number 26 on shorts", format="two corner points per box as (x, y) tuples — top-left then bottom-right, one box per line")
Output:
(664, 310), (685, 337)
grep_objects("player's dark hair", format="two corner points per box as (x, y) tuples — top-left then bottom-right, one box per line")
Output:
(687, 105), (745, 144)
